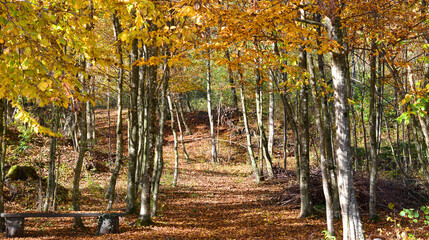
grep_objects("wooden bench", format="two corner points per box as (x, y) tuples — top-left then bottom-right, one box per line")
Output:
(0, 212), (125, 238)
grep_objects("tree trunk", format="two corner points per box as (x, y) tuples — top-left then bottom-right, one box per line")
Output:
(73, 90), (87, 229)
(126, 29), (140, 214)
(273, 42), (289, 170)
(308, 53), (334, 234)
(316, 38), (341, 219)
(255, 68), (274, 178)
(268, 80), (275, 158)
(168, 95), (180, 186)
(138, 41), (157, 225)
(86, 101), (92, 144)
(369, 41), (379, 220)
(0, 99), (5, 232)
(107, 89), (111, 160)
(238, 61), (261, 183)
(152, 54), (169, 217)
(73, 4), (94, 222)
(106, 11), (124, 211)
(177, 97), (191, 135)
(136, 46), (147, 196)
(240, 85), (261, 183)
(225, 49), (238, 109)
(298, 47), (311, 218)
(206, 49), (218, 163)
(44, 106), (59, 212)
(175, 100), (190, 161)
(326, 16), (365, 240)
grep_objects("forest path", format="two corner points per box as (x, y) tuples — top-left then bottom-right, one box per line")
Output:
(101, 109), (328, 239)
(121, 157), (327, 239)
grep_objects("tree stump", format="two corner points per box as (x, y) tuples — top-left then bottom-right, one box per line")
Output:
(96, 214), (119, 235)
(5, 217), (24, 238)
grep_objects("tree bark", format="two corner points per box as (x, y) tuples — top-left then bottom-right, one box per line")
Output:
(177, 96), (191, 135)
(206, 49), (218, 163)
(44, 106), (59, 212)
(72, 90), (87, 229)
(255, 76), (274, 178)
(126, 20), (140, 213)
(268, 80), (275, 158)
(308, 53), (334, 234)
(238, 63), (261, 183)
(138, 40), (157, 225)
(298, 46), (311, 218)
(325, 15), (365, 240)
(152, 53), (169, 217)
(368, 41), (379, 220)
(106, 11), (124, 211)
(168, 95), (180, 186)
(175, 100), (190, 161)
(225, 49), (238, 109)
(0, 99), (5, 232)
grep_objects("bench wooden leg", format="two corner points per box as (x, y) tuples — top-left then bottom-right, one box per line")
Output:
(96, 214), (119, 235)
(5, 217), (25, 238)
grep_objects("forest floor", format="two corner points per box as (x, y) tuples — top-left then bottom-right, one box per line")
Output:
(2, 109), (429, 239)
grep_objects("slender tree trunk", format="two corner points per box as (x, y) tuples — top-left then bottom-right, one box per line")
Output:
(241, 85), (261, 183)
(107, 88), (111, 160)
(73, 90), (87, 229)
(206, 49), (218, 163)
(73, 105), (80, 152)
(175, 100), (190, 161)
(177, 97), (191, 135)
(238, 62), (261, 183)
(0, 99), (5, 232)
(44, 106), (59, 211)
(316, 39), (341, 219)
(126, 28), (140, 214)
(106, 11), (124, 211)
(411, 117), (429, 181)
(73, 3), (93, 222)
(152, 54), (169, 217)
(384, 114), (409, 178)
(298, 47), (311, 218)
(52, 151), (61, 211)
(168, 95), (180, 186)
(326, 16), (365, 240)
(138, 40), (157, 225)
(273, 42), (289, 170)
(225, 49), (238, 109)
(86, 101), (93, 144)
(255, 66), (274, 178)
(369, 41), (379, 220)
(268, 81), (275, 157)
(308, 53), (334, 234)
(136, 44), (147, 195)
(216, 93), (223, 158)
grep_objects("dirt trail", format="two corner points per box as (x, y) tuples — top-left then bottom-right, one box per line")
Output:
(113, 150), (332, 240)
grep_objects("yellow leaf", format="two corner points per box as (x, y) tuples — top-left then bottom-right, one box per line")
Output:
(38, 81), (49, 91)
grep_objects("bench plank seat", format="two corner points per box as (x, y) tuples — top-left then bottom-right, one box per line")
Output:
(1, 212), (125, 238)
(1, 212), (124, 218)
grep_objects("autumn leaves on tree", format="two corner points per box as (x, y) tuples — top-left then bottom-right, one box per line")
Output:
(2, 0), (429, 239)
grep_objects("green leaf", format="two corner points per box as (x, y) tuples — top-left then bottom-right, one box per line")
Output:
(57, 38), (67, 45)
(388, 203), (395, 210)
(400, 211), (406, 217)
